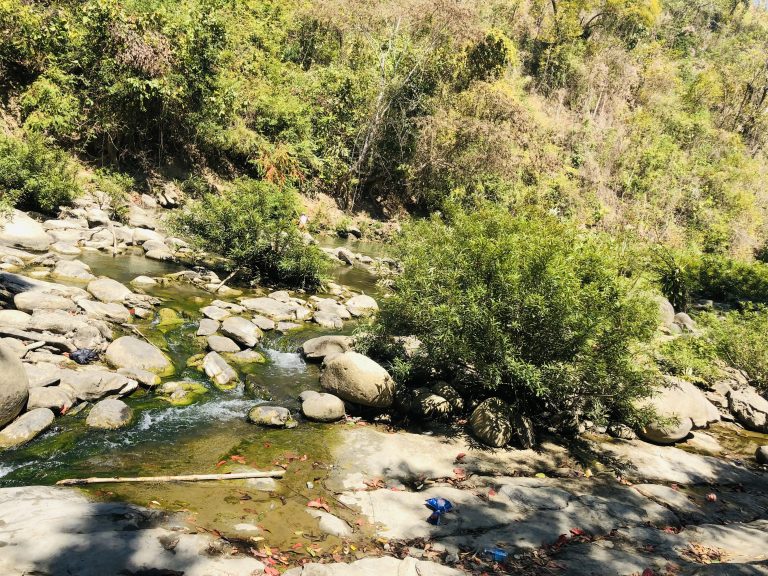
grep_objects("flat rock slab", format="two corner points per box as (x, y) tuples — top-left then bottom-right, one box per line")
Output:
(0, 485), (265, 576)
(283, 556), (463, 576)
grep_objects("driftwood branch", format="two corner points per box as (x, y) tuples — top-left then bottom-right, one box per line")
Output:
(56, 470), (285, 486)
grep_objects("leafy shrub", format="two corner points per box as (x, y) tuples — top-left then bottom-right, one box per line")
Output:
(93, 169), (134, 222)
(0, 133), (80, 214)
(173, 179), (326, 289)
(655, 333), (723, 387)
(705, 307), (768, 392)
(370, 206), (658, 427)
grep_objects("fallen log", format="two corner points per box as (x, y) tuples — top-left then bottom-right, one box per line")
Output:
(56, 470), (285, 486)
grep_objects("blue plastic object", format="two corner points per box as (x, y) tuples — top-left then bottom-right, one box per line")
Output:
(425, 497), (453, 525)
(483, 548), (508, 562)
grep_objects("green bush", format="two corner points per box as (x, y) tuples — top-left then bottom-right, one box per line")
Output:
(370, 206), (659, 427)
(655, 333), (723, 387)
(173, 179), (326, 289)
(705, 307), (768, 392)
(0, 133), (80, 214)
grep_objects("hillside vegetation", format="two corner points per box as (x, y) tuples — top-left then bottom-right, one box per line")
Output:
(2, 0), (768, 427)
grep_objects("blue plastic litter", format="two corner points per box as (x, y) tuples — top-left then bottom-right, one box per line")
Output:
(483, 548), (508, 562)
(425, 497), (453, 525)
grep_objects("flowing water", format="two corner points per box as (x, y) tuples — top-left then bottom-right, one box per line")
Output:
(0, 240), (388, 549)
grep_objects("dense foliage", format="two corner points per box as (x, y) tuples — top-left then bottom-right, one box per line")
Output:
(173, 179), (326, 289)
(657, 307), (768, 393)
(0, 133), (80, 214)
(369, 206), (659, 426)
(1, 0), (767, 256)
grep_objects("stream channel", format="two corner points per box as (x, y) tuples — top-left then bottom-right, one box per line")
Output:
(0, 238), (388, 552)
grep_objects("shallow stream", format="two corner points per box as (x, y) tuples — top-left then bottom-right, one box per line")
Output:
(0, 236), (385, 550)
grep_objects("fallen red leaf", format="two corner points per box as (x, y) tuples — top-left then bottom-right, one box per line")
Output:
(570, 527), (585, 536)
(307, 498), (331, 513)
(291, 542), (303, 550)
(455, 452), (466, 461)
(706, 493), (717, 502)
(215, 460), (227, 467)
(264, 566), (279, 576)
(453, 468), (466, 479)
(488, 488), (497, 497)
(642, 569), (656, 576)
(230, 455), (246, 464)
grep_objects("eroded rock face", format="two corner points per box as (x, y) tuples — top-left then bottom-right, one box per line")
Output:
(86, 399), (133, 429)
(0, 408), (54, 448)
(105, 337), (174, 376)
(0, 342), (29, 428)
(320, 352), (393, 408)
(729, 387), (768, 433)
(469, 397), (512, 447)
(202, 352), (238, 389)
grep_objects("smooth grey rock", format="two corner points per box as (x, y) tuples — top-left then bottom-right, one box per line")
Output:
(301, 335), (354, 362)
(313, 311), (343, 329)
(117, 367), (161, 387)
(306, 509), (352, 537)
(52, 260), (94, 282)
(50, 242), (81, 256)
(0, 408), (54, 448)
(196, 318), (220, 337)
(470, 397), (512, 447)
(23, 362), (62, 387)
(60, 369), (138, 402)
(202, 352), (238, 388)
(27, 386), (75, 412)
(410, 388), (452, 418)
(654, 295), (675, 326)
(0, 210), (52, 251)
(250, 315), (275, 331)
(268, 290), (292, 303)
(729, 387), (768, 433)
(756, 446), (768, 465)
(207, 335), (241, 353)
(320, 352), (394, 408)
(221, 316), (262, 348)
(345, 294), (378, 317)
(0, 342), (28, 427)
(314, 298), (352, 319)
(86, 399), (133, 429)
(130, 275), (157, 287)
(105, 337), (174, 376)
(301, 392), (345, 422)
(248, 405), (297, 428)
(246, 477), (278, 491)
(0, 309), (31, 329)
(145, 249), (174, 261)
(87, 277), (132, 303)
(14, 291), (76, 313)
(200, 305), (230, 321)
(240, 297), (296, 321)
(229, 349), (265, 364)
(76, 299), (131, 322)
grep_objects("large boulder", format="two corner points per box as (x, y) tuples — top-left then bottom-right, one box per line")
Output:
(240, 297), (297, 321)
(196, 318), (220, 337)
(0, 408), (54, 448)
(0, 210), (52, 251)
(469, 398), (512, 447)
(221, 316), (263, 348)
(0, 342), (29, 428)
(202, 352), (238, 389)
(635, 376), (720, 444)
(300, 335), (354, 362)
(87, 277), (133, 303)
(14, 291), (77, 313)
(248, 405), (297, 428)
(756, 445), (768, 465)
(86, 399), (133, 429)
(0, 310), (31, 329)
(207, 335), (241, 353)
(728, 387), (768, 433)
(320, 352), (393, 408)
(301, 392), (346, 422)
(51, 260), (95, 282)
(27, 386), (76, 413)
(77, 299), (131, 323)
(654, 295), (675, 327)
(60, 369), (138, 401)
(105, 336), (174, 376)
(345, 295), (378, 317)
